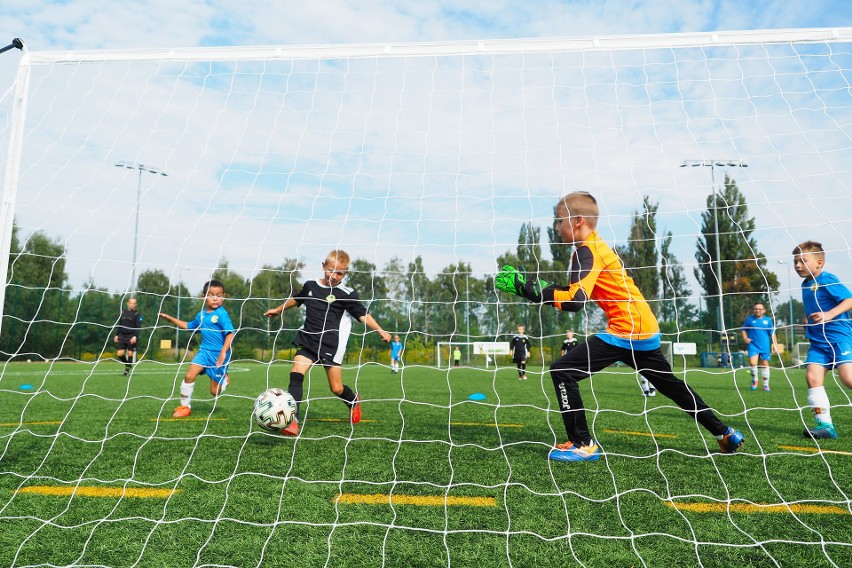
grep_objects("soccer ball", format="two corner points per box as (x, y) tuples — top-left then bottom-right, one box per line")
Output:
(253, 388), (297, 431)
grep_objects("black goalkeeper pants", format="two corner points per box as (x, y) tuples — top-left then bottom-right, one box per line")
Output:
(550, 335), (728, 446)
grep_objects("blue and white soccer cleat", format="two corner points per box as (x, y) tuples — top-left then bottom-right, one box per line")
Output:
(717, 427), (745, 453)
(549, 443), (601, 462)
(804, 422), (838, 440)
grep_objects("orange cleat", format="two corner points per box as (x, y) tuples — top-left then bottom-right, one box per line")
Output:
(171, 405), (191, 418)
(555, 440), (575, 451)
(281, 417), (299, 437)
(350, 393), (362, 424)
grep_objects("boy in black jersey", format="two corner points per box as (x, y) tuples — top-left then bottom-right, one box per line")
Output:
(509, 324), (531, 380)
(265, 250), (391, 436)
(114, 298), (142, 376)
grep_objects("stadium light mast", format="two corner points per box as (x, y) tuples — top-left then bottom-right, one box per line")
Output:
(777, 259), (795, 354)
(680, 159), (748, 355)
(114, 162), (168, 293)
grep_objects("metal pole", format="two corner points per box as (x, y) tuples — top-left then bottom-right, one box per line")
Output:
(131, 168), (141, 293)
(115, 162), (168, 295)
(710, 166), (725, 353)
(680, 160), (748, 359)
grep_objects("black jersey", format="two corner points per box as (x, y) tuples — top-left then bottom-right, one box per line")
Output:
(115, 309), (142, 339)
(509, 334), (531, 362)
(293, 280), (367, 364)
(561, 337), (578, 355)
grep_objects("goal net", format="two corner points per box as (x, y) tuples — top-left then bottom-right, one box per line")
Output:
(2, 28), (852, 566)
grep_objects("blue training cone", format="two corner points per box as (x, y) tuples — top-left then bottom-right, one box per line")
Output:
(467, 392), (486, 401)
(18, 384), (34, 391)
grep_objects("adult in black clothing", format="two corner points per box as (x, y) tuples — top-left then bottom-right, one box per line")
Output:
(561, 330), (578, 356)
(114, 298), (142, 376)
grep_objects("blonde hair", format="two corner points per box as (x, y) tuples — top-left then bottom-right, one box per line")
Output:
(324, 249), (351, 268)
(793, 240), (825, 260)
(556, 191), (599, 228)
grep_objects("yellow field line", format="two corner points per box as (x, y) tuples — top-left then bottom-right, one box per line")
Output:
(603, 428), (677, 439)
(450, 421), (523, 428)
(0, 421), (63, 427)
(335, 493), (496, 507)
(307, 418), (376, 423)
(778, 444), (852, 456)
(17, 485), (178, 499)
(666, 501), (849, 515)
(154, 417), (229, 422)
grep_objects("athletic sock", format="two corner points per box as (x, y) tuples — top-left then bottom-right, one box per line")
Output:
(808, 386), (832, 424)
(339, 384), (357, 407)
(288, 372), (305, 416)
(762, 368), (770, 387)
(180, 380), (195, 408)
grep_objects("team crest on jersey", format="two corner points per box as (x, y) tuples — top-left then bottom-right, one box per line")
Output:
(211, 315), (218, 323)
(810, 282), (819, 292)
(326, 294), (336, 303)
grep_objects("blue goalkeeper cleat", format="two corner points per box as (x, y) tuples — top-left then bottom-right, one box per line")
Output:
(717, 427), (745, 453)
(549, 443), (600, 462)
(804, 422), (838, 440)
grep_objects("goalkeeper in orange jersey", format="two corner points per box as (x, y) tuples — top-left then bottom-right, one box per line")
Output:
(495, 191), (744, 462)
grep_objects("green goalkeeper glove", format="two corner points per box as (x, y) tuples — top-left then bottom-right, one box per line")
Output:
(495, 265), (551, 303)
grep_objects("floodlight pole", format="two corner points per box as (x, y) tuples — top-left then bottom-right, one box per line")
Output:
(681, 159), (748, 356)
(777, 260), (795, 354)
(114, 162), (168, 293)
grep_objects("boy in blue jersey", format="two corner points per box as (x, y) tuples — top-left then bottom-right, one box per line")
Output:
(389, 335), (404, 373)
(741, 303), (779, 391)
(793, 241), (852, 440)
(158, 280), (236, 418)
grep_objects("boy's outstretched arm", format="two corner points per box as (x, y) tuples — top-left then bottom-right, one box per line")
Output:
(360, 314), (391, 342)
(495, 265), (587, 312)
(264, 297), (298, 318)
(158, 313), (188, 329)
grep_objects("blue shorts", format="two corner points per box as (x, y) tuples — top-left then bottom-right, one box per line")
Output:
(191, 349), (230, 383)
(806, 342), (852, 369)
(747, 344), (771, 361)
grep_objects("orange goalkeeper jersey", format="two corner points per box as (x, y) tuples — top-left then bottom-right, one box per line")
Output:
(543, 231), (659, 342)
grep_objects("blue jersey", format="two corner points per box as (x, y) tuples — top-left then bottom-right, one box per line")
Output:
(390, 341), (403, 359)
(742, 315), (774, 352)
(186, 306), (236, 352)
(801, 271), (852, 345)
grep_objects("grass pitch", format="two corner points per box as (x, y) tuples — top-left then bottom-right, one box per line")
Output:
(1, 359), (851, 567)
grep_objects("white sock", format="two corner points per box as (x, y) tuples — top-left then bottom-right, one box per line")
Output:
(180, 380), (195, 408)
(807, 386), (831, 424)
(750, 367), (758, 381)
(639, 377), (650, 391)
(762, 368), (770, 385)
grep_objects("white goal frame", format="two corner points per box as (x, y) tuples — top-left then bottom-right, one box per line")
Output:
(436, 341), (512, 369)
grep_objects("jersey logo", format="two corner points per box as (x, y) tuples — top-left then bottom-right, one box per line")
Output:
(811, 282), (819, 292)
(211, 315), (218, 323)
(326, 294), (336, 303)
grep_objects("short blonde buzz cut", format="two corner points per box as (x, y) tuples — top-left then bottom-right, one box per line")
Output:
(556, 191), (599, 228)
(325, 249), (351, 268)
(793, 240), (825, 260)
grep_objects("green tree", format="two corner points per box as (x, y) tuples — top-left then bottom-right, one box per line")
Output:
(659, 231), (698, 336)
(253, 258), (305, 360)
(614, 196), (660, 314)
(547, 204), (572, 274)
(694, 175), (780, 335)
(1, 226), (71, 360)
(517, 222), (542, 269)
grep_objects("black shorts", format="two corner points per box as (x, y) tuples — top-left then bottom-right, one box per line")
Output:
(295, 347), (341, 368)
(115, 338), (136, 352)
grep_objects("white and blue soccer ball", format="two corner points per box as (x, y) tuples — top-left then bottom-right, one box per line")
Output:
(253, 388), (297, 431)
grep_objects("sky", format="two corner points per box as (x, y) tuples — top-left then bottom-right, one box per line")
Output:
(1, 1), (851, 312)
